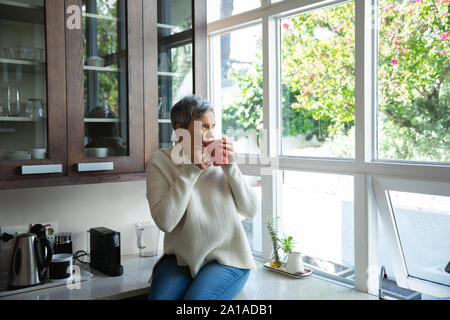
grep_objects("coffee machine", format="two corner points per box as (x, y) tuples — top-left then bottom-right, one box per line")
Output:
(89, 227), (123, 276)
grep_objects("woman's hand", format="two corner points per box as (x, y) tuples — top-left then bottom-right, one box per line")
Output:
(222, 136), (236, 164)
(205, 137), (236, 165)
(193, 143), (213, 170)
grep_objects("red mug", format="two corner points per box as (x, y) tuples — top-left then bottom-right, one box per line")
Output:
(205, 139), (228, 166)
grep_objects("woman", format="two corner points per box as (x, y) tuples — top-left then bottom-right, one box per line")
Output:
(146, 95), (258, 300)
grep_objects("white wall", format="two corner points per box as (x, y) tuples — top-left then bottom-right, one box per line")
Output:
(0, 180), (160, 272)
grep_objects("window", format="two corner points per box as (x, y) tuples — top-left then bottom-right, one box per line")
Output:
(281, 2), (355, 158)
(210, 24), (263, 155)
(390, 191), (450, 286)
(373, 177), (450, 297)
(207, 0), (261, 22)
(208, 0), (450, 297)
(240, 175), (263, 254)
(376, 0), (450, 163)
(279, 170), (354, 284)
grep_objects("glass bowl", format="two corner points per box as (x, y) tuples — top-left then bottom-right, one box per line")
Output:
(4, 46), (44, 61)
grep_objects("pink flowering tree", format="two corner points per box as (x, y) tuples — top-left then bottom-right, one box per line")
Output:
(223, 0), (449, 160)
(377, 0), (449, 161)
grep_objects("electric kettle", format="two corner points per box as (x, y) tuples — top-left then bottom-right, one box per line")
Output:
(7, 233), (53, 290)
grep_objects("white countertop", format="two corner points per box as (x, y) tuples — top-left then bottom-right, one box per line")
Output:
(0, 254), (159, 300)
(0, 254), (377, 300)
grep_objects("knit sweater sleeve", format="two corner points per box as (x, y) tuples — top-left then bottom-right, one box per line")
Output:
(221, 162), (258, 219)
(146, 155), (203, 233)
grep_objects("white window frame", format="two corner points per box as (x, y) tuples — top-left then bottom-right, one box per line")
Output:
(207, 0), (450, 297)
(372, 177), (450, 298)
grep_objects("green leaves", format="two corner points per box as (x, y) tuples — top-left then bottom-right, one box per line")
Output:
(277, 236), (295, 254)
(222, 0), (449, 161)
(377, 0), (450, 161)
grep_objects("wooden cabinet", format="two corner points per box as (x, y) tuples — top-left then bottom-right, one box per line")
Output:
(0, 0), (207, 190)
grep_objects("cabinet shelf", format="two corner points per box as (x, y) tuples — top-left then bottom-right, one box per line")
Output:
(84, 118), (121, 123)
(158, 71), (185, 77)
(0, 0), (44, 25)
(83, 65), (121, 72)
(0, 116), (45, 122)
(157, 23), (187, 33)
(0, 58), (46, 74)
(82, 12), (119, 22)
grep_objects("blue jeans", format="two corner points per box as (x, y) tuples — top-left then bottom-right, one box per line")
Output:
(148, 254), (250, 300)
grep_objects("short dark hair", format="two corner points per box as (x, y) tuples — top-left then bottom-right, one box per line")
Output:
(170, 95), (214, 130)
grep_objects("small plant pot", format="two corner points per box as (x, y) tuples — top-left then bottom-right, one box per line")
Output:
(285, 251), (305, 274)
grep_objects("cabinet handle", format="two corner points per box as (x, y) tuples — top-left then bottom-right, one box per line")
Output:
(76, 162), (114, 172)
(21, 164), (63, 175)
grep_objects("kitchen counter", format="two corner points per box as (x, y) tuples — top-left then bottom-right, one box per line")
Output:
(0, 254), (159, 300)
(1, 254), (377, 300)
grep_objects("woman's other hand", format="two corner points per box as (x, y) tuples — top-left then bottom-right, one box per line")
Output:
(222, 136), (236, 164)
(205, 137), (236, 165)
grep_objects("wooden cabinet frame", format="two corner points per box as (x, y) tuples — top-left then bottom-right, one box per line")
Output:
(0, 0), (207, 190)
(0, 0), (67, 187)
(65, 0), (144, 176)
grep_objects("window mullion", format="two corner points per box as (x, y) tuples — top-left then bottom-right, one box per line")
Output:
(355, 0), (375, 164)
(260, 13), (278, 262)
(354, 0), (377, 295)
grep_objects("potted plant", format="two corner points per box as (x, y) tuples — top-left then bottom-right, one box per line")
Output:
(266, 214), (282, 268)
(278, 236), (295, 256)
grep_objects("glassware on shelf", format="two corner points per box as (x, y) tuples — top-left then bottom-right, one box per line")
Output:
(3, 46), (44, 62)
(22, 98), (34, 117)
(86, 56), (105, 67)
(0, 102), (5, 117)
(158, 96), (170, 119)
(22, 98), (45, 118)
(4, 150), (32, 161)
(0, 0), (48, 162)
(7, 85), (22, 117)
(158, 52), (170, 72)
(33, 99), (45, 118)
(0, 84), (7, 116)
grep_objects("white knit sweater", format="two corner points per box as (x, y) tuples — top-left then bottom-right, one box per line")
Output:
(146, 145), (258, 279)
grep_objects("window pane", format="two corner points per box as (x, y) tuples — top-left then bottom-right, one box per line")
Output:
(207, 0), (261, 22)
(389, 191), (450, 286)
(280, 2), (355, 158)
(240, 175), (262, 254)
(83, 0), (129, 157)
(377, 0), (450, 162)
(279, 171), (354, 283)
(210, 24), (263, 155)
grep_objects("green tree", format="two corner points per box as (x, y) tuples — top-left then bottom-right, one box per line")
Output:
(377, 0), (449, 161)
(222, 54), (264, 135)
(223, 0), (449, 161)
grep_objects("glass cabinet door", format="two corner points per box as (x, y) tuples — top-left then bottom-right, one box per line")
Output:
(82, 0), (128, 158)
(157, 0), (193, 149)
(66, 0), (144, 174)
(0, 0), (66, 181)
(0, 0), (48, 161)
